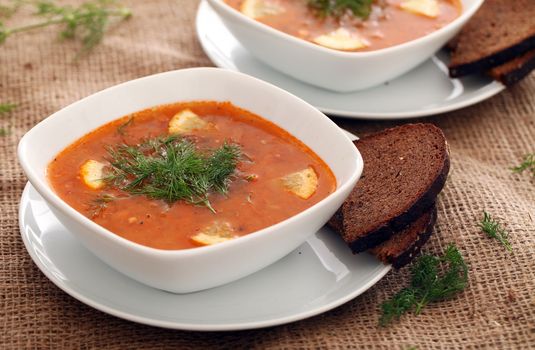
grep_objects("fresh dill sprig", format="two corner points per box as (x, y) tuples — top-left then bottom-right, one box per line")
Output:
(511, 153), (535, 178)
(116, 116), (134, 135)
(0, 0), (132, 58)
(0, 102), (16, 115)
(379, 244), (468, 326)
(88, 193), (116, 218)
(307, 0), (374, 19)
(0, 103), (15, 137)
(105, 136), (241, 213)
(479, 211), (512, 252)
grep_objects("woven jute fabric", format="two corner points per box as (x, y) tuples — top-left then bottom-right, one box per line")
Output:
(1, 1), (534, 348)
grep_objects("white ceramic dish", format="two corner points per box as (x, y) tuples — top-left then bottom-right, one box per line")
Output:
(206, 0), (484, 92)
(196, 1), (505, 119)
(19, 183), (391, 331)
(17, 67), (363, 293)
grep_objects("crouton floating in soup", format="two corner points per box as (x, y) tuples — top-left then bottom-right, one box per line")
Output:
(168, 109), (210, 134)
(47, 101), (336, 250)
(226, 0), (462, 51)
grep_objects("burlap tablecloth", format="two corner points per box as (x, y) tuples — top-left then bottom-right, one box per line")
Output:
(1, 1), (534, 348)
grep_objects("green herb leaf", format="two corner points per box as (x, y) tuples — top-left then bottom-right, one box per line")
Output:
(88, 193), (116, 218)
(116, 116), (134, 135)
(104, 136), (241, 212)
(511, 153), (535, 178)
(379, 244), (468, 326)
(0, 0), (131, 58)
(0, 103), (15, 136)
(0, 102), (16, 115)
(308, 0), (374, 19)
(379, 287), (417, 326)
(0, 21), (8, 44)
(0, 127), (9, 136)
(479, 211), (512, 252)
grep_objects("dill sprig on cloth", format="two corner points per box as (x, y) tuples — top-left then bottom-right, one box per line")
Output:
(479, 211), (512, 252)
(0, 103), (15, 137)
(379, 244), (468, 326)
(0, 0), (131, 58)
(511, 153), (535, 178)
(307, 0), (374, 19)
(0, 103), (16, 115)
(104, 136), (241, 212)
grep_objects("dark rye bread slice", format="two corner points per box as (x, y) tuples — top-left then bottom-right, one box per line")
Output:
(487, 49), (535, 86)
(449, 0), (535, 77)
(328, 123), (449, 253)
(370, 205), (437, 269)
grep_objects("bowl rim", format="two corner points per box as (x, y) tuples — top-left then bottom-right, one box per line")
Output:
(207, 0), (485, 58)
(18, 67), (363, 258)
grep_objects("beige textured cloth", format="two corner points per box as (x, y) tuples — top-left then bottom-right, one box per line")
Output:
(1, 1), (534, 348)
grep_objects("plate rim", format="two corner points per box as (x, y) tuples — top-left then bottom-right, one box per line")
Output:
(19, 182), (391, 331)
(195, 0), (505, 120)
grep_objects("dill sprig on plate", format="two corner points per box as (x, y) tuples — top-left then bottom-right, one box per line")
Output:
(379, 244), (468, 326)
(479, 211), (512, 252)
(511, 153), (535, 178)
(104, 136), (241, 213)
(0, 0), (131, 58)
(307, 0), (374, 19)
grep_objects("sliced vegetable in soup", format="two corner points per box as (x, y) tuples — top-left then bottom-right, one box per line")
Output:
(226, 0), (462, 51)
(48, 101), (336, 250)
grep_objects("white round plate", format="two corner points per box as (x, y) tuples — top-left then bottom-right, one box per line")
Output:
(19, 183), (390, 331)
(196, 1), (505, 120)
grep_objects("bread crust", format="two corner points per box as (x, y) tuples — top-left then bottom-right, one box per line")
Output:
(450, 36), (535, 77)
(375, 206), (438, 269)
(488, 49), (535, 86)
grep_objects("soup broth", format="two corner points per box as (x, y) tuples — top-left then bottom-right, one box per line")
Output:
(48, 101), (336, 250)
(226, 0), (462, 51)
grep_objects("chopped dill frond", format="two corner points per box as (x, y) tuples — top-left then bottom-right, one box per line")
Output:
(104, 136), (241, 212)
(116, 116), (134, 135)
(307, 0), (374, 19)
(0, 0), (132, 57)
(0, 103), (13, 136)
(479, 211), (512, 252)
(379, 244), (468, 326)
(88, 193), (116, 218)
(0, 103), (16, 115)
(511, 153), (535, 178)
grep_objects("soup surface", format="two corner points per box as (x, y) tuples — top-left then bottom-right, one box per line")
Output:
(226, 0), (462, 51)
(48, 101), (336, 250)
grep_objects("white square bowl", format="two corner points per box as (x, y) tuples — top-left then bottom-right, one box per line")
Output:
(207, 0), (484, 92)
(18, 68), (363, 293)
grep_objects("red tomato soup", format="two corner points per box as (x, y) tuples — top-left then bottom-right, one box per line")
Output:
(226, 0), (462, 51)
(48, 101), (336, 250)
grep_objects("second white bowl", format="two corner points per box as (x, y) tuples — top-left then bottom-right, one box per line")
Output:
(207, 0), (484, 92)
